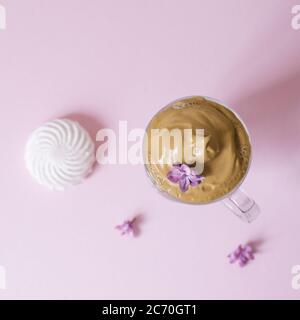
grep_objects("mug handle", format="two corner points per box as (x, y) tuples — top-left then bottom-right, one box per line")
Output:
(223, 188), (260, 223)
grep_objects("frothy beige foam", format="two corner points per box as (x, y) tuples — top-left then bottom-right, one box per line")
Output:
(145, 97), (251, 204)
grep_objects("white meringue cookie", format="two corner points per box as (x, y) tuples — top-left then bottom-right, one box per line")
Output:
(25, 119), (95, 190)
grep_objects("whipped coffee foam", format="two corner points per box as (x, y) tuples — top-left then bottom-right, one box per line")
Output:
(145, 97), (251, 204)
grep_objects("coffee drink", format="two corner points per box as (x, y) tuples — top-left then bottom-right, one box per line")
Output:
(145, 96), (251, 204)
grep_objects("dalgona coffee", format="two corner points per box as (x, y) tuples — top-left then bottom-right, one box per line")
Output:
(144, 96), (251, 204)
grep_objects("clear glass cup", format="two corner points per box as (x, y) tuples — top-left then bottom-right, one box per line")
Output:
(144, 96), (260, 223)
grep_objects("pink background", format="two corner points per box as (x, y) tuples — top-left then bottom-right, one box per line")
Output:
(0, 0), (300, 299)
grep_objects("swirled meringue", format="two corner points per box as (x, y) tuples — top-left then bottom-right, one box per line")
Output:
(25, 119), (95, 190)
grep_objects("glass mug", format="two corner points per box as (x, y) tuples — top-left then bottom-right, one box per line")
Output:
(144, 96), (260, 223)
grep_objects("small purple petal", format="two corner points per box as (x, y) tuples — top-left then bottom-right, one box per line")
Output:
(179, 176), (190, 192)
(246, 252), (254, 260)
(228, 254), (238, 263)
(189, 174), (204, 186)
(167, 168), (183, 183)
(115, 219), (136, 236)
(239, 260), (247, 267)
(167, 163), (205, 192)
(180, 164), (191, 175)
(228, 244), (255, 267)
(244, 245), (253, 253)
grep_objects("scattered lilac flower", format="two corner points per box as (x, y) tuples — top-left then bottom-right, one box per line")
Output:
(228, 244), (254, 267)
(167, 163), (204, 192)
(115, 218), (136, 236)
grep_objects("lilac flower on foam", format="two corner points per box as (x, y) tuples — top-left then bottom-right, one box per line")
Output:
(115, 218), (136, 236)
(228, 244), (254, 267)
(167, 164), (204, 192)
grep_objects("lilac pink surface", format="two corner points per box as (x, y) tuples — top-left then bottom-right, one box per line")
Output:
(0, 0), (300, 299)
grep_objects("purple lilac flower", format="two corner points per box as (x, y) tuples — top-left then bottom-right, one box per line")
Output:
(228, 244), (254, 267)
(167, 164), (204, 192)
(115, 218), (136, 236)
